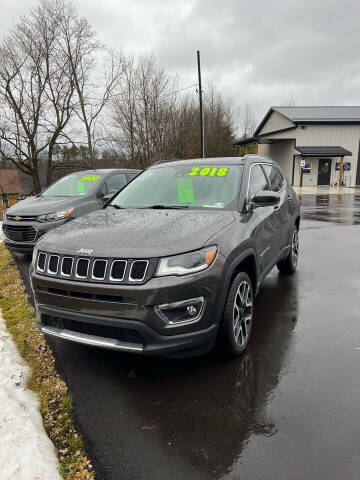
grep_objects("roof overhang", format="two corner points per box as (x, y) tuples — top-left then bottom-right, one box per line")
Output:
(295, 146), (352, 157)
(233, 126), (297, 147)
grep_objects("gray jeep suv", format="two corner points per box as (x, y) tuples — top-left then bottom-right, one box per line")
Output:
(3, 168), (139, 254)
(30, 156), (300, 358)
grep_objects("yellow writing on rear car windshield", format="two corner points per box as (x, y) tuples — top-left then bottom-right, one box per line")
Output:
(188, 167), (228, 177)
(80, 175), (100, 181)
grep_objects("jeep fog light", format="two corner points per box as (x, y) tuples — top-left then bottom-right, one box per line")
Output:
(154, 297), (205, 325)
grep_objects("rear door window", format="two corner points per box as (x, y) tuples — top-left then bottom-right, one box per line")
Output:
(105, 174), (128, 193)
(127, 172), (140, 181)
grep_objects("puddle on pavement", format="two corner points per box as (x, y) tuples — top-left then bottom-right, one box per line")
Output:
(299, 194), (360, 225)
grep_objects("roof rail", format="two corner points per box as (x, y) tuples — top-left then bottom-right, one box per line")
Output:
(242, 153), (273, 161)
(152, 159), (172, 165)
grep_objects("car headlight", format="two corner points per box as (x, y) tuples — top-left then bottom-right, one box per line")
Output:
(156, 246), (217, 277)
(37, 208), (74, 222)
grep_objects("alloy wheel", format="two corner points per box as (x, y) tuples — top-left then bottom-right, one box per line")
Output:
(292, 229), (299, 268)
(233, 280), (253, 347)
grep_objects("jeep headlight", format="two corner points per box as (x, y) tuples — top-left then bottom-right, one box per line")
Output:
(156, 246), (217, 277)
(38, 208), (74, 222)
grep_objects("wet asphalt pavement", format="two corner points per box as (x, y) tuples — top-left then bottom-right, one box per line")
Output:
(13, 193), (360, 480)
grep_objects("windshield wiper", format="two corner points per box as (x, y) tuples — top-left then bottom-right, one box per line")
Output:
(148, 204), (189, 209)
(107, 204), (123, 209)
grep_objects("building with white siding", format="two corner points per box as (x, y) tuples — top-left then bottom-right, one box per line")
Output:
(234, 106), (360, 187)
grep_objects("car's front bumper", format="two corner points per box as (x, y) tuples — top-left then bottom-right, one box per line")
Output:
(37, 305), (218, 358)
(30, 258), (226, 358)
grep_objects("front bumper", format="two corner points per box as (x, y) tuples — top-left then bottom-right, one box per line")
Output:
(37, 305), (217, 358)
(3, 219), (66, 253)
(30, 258), (225, 358)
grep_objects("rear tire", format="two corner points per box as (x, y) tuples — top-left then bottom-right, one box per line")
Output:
(218, 272), (254, 357)
(277, 225), (299, 274)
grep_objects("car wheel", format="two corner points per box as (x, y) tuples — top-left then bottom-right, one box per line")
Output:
(218, 272), (254, 357)
(277, 225), (299, 274)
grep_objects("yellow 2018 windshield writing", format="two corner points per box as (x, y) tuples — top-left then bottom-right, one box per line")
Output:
(80, 176), (100, 182)
(188, 167), (228, 177)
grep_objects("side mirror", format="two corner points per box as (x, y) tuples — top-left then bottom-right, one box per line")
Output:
(250, 190), (280, 209)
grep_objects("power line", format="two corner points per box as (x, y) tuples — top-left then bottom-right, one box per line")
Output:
(90, 82), (199, 101)
(161, 83), (199, 97)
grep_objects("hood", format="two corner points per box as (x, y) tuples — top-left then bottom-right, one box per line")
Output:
(6, 195), (85, 216)
(38, 208), (237, 258)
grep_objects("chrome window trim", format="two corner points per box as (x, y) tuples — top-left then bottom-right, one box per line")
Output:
(47, 254), (59, 275)
(109, 260), (127, 281)
(129, 260), (149, 282)
(92, 259), (108, 280)
(37, 252), (47, 272)
(61, 256), (74, 277)
(75, 257), (90, 279)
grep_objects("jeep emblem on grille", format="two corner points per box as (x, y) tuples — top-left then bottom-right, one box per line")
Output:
(77, 247), (94, 255)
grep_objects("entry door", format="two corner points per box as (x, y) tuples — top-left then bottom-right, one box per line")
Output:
(317, 159), (332, 185)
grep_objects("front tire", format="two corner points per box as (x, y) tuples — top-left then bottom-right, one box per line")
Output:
(218, 272), (254, 357)
(277, 225), (299, 274)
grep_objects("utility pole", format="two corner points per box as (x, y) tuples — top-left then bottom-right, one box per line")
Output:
(197, 50), (205, 158)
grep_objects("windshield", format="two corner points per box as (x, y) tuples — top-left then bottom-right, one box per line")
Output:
(110, 164), (241, 209)
(41, 174), (104, 197)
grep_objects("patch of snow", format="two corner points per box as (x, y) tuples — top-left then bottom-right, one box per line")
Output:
(0, 282), (61, 479)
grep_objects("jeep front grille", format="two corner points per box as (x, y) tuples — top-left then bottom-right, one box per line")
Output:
(35, 252), (155, 285)
(129, 260), (148, 281)
(110, 260), (127, 281)
(61, 257), (73, 276)
(37, 252), (47, 271)
(92, 259), (107, 280)
(76, 258), (90, 278)
(48, 255), (59, 274)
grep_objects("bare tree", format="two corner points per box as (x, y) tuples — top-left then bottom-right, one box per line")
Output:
(111, 60), (236, 167)
(0, 0), (77, 192)
(285, 97), (296, 107)
(240, 103), (257, 139)
(57, 9), (124, 169)
(111, 54), (178, 168)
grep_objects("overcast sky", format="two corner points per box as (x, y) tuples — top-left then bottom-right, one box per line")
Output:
(2, 0), (360, 125)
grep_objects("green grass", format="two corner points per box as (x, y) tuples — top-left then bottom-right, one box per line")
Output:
(0, 244), (94, 480)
